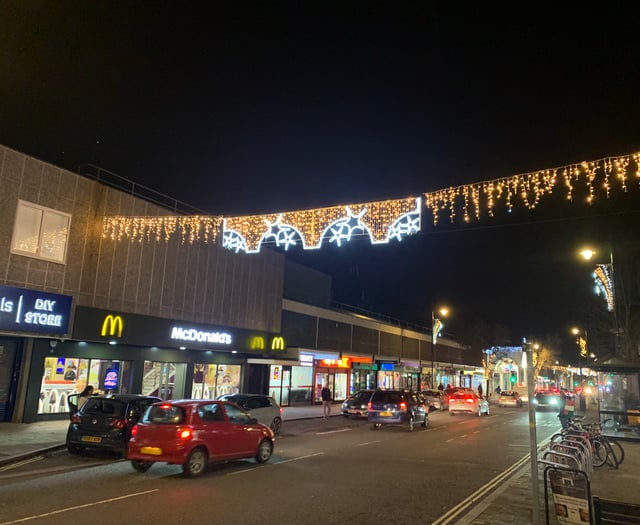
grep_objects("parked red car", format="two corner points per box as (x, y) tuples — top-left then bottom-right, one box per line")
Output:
(128, 399), (275, 477)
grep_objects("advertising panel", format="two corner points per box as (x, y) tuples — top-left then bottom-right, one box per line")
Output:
(0, 284), (72, 335)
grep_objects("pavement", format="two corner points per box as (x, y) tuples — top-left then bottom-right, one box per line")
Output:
(1, 403), (638, 524)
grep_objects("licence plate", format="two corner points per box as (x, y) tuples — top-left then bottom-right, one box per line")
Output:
(140, 446), (163, 456)
(81, 435), (102, 443)
(380, 411), (393, 417)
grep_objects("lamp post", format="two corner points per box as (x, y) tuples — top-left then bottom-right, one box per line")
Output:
(571, 326), (588, 384)
(580, 247), (620, 356)
(431, 306), (449, 388)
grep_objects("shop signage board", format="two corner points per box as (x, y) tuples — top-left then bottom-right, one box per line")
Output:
(547, 468), (591, 524)
(73, 306), (285, 353)
(0, 284), (72, 335)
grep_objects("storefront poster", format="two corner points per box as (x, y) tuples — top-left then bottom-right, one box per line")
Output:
(548, 470), (590, 524)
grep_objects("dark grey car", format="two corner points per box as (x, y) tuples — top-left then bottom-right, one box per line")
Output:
(341, 389), (374, 418)
(66, 394), (160, 456)
(367, 390), (429, 431)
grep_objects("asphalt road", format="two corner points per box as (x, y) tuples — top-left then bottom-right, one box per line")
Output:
(0, 408), (562, 525)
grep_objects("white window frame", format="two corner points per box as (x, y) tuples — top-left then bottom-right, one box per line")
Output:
(11, 200), (71, 264)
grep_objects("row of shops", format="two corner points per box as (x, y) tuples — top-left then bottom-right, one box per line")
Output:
(1, 284), (486, 423)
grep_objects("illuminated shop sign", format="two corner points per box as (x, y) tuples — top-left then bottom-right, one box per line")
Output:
(271, 336), (285, 351)
(0, 284), (71, 335)
(379, 363), (395, 371)
(101, 315), (124, 338)
(299, 354), (314, 367)
(170, 326), (233, 345)
(320, 358), (350, 368)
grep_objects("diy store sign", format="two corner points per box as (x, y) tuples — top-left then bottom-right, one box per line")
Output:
(0, 284), (72, 335)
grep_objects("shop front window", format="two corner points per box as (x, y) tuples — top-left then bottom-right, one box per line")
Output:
(191, 363), (241, 400)
(39, 357), (131, 414)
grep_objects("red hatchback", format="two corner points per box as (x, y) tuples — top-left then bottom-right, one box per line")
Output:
(128, 399), (275, 477)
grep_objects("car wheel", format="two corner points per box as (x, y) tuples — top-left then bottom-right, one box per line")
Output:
(478, 408), (482, 417)
(422, 417), (429, 428)
(255, 439), (273, 464)
(408, 416), (415, 431)
(270, 417), (282, 434)
(67, 444), (83, 455)
(131, 460), (153, 473)
(343, 413), (349, 418)
(372, 423), (381, 430)
(449, 411), (455, 416)
(182, 448), (207, 478)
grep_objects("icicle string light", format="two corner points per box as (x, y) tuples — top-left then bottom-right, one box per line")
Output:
(103, 215), (222, 244)
(423, 152), (640, 225)
(102, 151), (640, 252)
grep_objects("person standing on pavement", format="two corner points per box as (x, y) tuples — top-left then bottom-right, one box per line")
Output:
(321, 384), (332, 419)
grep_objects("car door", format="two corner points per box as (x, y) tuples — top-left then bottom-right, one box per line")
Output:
(222, 403), (261, 457)
(197, 402), (236, 460)
(410, 392), (427, 422)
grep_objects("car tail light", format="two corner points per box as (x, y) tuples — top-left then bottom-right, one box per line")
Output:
(131, 424), (138, 437)
(177, 427), (193, 440)
(399, 402), (407, 412)
(112, 418), (128, 429)
(465, 397), (475, 404)
(70, 413), (81, 423)
(368, 402), (372, 410)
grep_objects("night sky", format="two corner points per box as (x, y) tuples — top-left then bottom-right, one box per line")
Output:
(2, 3), (640, 359)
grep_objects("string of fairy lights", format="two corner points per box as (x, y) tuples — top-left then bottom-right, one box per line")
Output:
(102, 151), (640, 253)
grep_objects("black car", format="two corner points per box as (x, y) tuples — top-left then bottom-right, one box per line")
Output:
(367, 389), (429, 431)
(66, 394), (160, 456)
(341, 389), (375, 418)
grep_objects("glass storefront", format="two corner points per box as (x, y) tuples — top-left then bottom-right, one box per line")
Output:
(39, 356), (132, 414)
(314, 371), (347, 402)
(349, 368), (375, 394)
(190, 363), (242, 400)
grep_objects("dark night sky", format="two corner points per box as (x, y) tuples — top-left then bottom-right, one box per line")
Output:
(2, 2), (640, 358)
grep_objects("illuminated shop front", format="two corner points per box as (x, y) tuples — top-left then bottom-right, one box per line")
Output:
(0, 285), (73, 421)
(22, 306), (285, 422)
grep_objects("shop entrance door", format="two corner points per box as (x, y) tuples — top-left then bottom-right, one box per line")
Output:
(142, 361), (187, 400)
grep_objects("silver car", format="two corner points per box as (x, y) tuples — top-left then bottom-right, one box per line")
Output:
(217, 394), (283, 434)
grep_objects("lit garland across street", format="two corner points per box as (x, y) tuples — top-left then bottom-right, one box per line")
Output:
(102, 151), (640, 253)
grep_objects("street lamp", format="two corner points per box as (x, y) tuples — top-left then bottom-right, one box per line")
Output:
(431, 306), (449, 388)
(579, 247), (620, 355)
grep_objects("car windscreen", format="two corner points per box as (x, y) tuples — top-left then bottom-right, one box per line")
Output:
(143, 405), (186, 424)
(81, 399), (127, 417)
(373, 392), (403, 404)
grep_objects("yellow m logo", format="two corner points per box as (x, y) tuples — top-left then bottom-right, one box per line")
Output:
(251, 336), (265, 350)
(101, 315), (124, 338)
(271, 336), (285, 351)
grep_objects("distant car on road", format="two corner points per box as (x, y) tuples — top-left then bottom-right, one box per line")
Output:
(128, 399), (274, 477)
(368, 390), (429, 431)
(448, 392), (490, 416)
(498, 390), (524, 408)
(217, 393), (283, 434)
(341, 389), (374, 418)
(422, 389), (447, 411)
(532, 390), (561, 410)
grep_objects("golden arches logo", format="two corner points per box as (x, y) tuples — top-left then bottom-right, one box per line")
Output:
(271, 336), (285, 351)
(250, 336), (265, 350)
(101, 315), (124, 338)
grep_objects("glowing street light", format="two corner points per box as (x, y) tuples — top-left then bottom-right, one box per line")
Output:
(431, 306), (449, 388)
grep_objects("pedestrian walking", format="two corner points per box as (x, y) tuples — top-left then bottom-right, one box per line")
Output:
(477, 383), (483, 398)
(321, 384), (332, 419)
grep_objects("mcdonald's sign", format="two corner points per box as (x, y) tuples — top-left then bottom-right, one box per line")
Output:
(251, 336), (265, 350)
(271, 336), (285, 351)
(101, 314), (124, 338)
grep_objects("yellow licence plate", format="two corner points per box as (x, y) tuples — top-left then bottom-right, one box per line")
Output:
(140, 446), (163, 456)
(81, 436), (102, 443)
(380, 411), (393, 417)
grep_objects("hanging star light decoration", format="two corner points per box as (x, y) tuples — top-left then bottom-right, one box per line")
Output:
(102, 151), (640, 252)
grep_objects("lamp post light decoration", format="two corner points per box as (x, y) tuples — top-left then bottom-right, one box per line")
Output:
(431, 307), (449, 388)
(579, 247), (621, 356)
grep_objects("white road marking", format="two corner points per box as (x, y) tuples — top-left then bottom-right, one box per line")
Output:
(315, 428), (352, 435)
(0, 456), (43, 472)
(274, 452), (324, 464)
(356, 441), (380, 447)
(0, 489), (158, 525)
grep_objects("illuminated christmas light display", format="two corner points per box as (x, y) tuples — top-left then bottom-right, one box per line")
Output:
(103, 215), (222, 244)
(101, 151), (640, 253)
(423, 152), (640, 225)
(593, 264), (615, 312)
(222, 198), (421, 253)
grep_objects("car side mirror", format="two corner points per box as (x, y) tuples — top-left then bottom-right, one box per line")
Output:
(250, 417), (258, 425)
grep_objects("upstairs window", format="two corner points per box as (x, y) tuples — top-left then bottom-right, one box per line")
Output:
(11, 200), (70, 263)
